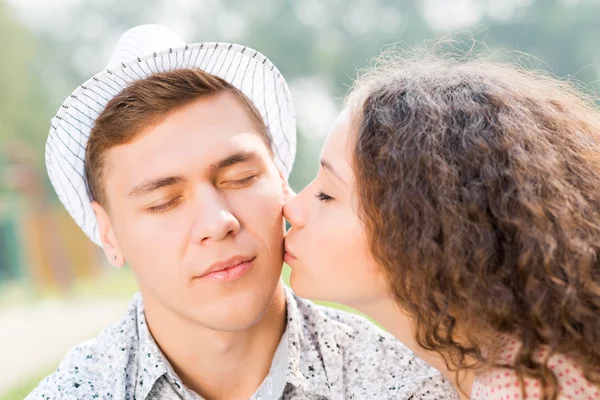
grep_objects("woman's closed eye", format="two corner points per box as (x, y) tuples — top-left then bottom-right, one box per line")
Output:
(315, 191), (334, 203)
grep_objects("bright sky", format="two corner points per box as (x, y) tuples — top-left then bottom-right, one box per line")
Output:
(8, 0), (576, 139)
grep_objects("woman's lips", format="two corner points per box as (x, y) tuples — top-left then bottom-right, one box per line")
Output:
(284, 247), (297, 264)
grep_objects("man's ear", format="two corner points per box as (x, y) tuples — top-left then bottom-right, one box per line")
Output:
(91, 201), (125, 267)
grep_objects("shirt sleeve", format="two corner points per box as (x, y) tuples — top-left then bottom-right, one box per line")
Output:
(471, 368), (540, 400)
(24, 340), (104, 400)
(401, 373), (460, 400)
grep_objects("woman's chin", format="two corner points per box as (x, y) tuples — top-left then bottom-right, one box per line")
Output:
(289, 273), (357, 305)
(290, 273), (331, 301)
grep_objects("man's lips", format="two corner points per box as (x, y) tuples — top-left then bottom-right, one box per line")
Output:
(197, 255), (256, 279)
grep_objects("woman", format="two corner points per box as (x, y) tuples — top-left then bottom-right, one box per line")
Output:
(284, 47), (600, 400)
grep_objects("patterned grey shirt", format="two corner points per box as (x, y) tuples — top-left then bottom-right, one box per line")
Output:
(26, 286), (458, 400)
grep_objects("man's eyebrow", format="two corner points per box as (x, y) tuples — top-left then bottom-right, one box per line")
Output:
(127, 151), (259, 197)
(320, 159), (348, 186)
(211, 151), (260, 171)
(128, 176), (184, 197)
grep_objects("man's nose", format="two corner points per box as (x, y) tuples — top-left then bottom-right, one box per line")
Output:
(190, 189), (240, 245)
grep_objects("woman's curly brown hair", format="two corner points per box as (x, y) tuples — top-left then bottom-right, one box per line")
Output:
(348, 43), (600, 399)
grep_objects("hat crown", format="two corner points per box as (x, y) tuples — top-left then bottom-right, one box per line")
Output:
(106, 24), (185, 69)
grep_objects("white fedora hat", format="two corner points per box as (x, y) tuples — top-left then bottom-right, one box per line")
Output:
(45, 24), (296, 247)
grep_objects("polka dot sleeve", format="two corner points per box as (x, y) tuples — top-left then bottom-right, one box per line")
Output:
(471, 340), (599, 400)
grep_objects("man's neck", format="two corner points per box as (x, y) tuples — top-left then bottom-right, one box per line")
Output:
(143, 281), (288, 400)
(351, 297), (473, 400)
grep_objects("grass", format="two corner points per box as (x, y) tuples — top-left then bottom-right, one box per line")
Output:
(0, 264), (365, 399)
(0, 268), (138, 400)
(0, 369), (55, 400)
(0, 267), (138, 308)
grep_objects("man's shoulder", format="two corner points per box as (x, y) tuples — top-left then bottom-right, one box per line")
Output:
(293, 294), (457, 399)
(25, 338), (107, 399)
(25, 296), (142, 399)
(294, 295), (420, 365)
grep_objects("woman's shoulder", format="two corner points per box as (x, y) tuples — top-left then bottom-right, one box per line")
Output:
(471, 348), (598, 400)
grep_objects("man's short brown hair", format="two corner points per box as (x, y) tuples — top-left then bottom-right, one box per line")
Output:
(85, 68), (270, 207)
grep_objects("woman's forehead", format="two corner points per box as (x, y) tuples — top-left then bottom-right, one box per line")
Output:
(322, 110), (356, 181)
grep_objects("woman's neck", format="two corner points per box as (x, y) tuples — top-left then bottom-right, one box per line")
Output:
(350, 296), (474, 400)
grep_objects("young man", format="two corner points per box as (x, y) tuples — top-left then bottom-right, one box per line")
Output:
(27, 25), (456, 399)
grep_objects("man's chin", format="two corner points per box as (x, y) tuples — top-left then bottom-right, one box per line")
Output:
(187, 287), (279, 332)
(189, 306), (267, 332)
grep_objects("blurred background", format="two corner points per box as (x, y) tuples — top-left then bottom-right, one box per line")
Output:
(1, 0), (600, 398)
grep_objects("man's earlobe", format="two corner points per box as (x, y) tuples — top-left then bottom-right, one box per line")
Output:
(91, 201), (125, 267)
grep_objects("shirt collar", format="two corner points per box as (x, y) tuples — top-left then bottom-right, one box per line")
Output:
(133, 286), (343, 400)
(133, 293), (169, 400)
